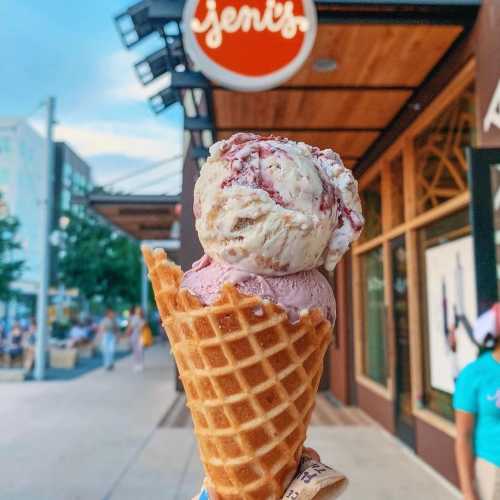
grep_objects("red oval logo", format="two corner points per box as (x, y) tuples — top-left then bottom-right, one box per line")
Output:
(183, 0), (317, 91)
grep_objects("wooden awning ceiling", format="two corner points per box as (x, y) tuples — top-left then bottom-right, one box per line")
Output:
(88, 194), (180, 241)
(213, 21), (466, 170)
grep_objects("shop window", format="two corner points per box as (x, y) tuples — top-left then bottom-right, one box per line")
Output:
(61, 189), (71, 211)
(414, 84), (475, 214)
(360, 246), (387, 385)
(419, 208), (478, 420)
(63, 162), (73, 187)
(388, 154), (405, 228)
(360, 175), (382, 242)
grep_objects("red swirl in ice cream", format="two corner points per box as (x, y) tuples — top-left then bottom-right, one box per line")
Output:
(193, 133), (364, 275)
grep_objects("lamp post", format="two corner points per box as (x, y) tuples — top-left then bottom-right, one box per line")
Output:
(34, 97), (55, 381)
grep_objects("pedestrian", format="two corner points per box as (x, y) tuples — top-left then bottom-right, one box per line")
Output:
(126, 306), (145, 372)
(7, 321), (24, 362)
(23, 318), (37, 372)
(454, 303), (500, 500)
(99, 308), (118, 371)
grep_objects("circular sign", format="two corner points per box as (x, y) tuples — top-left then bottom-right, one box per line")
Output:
(182, 0), (317, 92)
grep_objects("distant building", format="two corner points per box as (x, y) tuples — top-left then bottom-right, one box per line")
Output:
(0, 119), (94, 320)
(50, 143), (94, 286)
(0, 118), (45, 318)
(53, 142), (93, 226)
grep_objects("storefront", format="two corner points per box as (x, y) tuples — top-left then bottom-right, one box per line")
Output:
(116, 0), (499, 487)
(352, 60), (476, 482)
(350, 0), (499, 484)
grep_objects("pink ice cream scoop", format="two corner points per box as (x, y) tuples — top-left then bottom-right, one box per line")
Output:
(181, 256), (336, 324)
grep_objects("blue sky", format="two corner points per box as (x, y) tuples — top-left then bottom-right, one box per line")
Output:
(0, 0), (184, 193)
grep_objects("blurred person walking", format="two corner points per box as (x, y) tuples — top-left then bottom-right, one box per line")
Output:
(454, 303), (500, 500)
(23, 318), (37, 372)
(126, 306), (145, 372)
(7, 321), (24, 363)
(99, 309), (118, 371)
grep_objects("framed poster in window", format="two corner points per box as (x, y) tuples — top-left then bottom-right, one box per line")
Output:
(424, 235), (478, 394)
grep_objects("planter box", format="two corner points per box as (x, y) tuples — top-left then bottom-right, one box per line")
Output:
(49, 348), (78, 369)
(0, 368), (25, 382)
(77, 344), (95, 359)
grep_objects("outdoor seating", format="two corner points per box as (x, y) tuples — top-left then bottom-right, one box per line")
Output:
(0, 367), (25, 382)
(1, 349), (24, 369)
(77, 342), (95, 359)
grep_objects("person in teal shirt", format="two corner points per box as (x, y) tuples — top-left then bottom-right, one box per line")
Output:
(454, 304), (500, 500)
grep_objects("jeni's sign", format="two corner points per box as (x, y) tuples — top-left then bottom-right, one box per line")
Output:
(182, 0), (317, 91)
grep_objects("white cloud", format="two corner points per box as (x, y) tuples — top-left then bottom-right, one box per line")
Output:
(113, 73), (172, 102)
(54, 119), (182, 160)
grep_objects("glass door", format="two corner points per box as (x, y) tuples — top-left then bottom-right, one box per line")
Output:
(391, 236), (415, 449)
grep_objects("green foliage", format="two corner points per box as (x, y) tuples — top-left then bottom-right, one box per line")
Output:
(58, 213), (141, 310)
(0, 195), (25, 301)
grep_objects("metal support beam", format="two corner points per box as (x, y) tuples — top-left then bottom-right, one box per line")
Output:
(148, 0), (184, 20)
(171, 71), (210, 89)
(192, 146), (209, 159)
(316, 4), (478, 26)
(184, 116), (214, 131)
(216, 126), (383, 133)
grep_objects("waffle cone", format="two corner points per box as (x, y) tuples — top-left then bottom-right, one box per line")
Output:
(143, 247), (332, 500)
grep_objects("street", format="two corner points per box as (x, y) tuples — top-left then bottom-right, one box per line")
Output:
(1, 343), (460, 500)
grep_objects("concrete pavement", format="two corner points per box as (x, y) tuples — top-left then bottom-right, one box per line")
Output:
(1, 343), (460, 500)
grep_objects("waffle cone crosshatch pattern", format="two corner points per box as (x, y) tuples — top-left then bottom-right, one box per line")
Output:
(142, 247), (332, 499)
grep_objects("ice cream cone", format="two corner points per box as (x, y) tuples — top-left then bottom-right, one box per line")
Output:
(143, 246), (332, 500)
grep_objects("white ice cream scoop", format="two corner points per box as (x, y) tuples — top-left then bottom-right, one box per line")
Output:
(193, 133), (364, 276)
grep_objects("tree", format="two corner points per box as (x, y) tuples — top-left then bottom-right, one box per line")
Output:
(0, 195), (25, 301)
(58, 213), (141, 310)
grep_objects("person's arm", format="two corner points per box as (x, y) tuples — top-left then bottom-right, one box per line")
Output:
(455, 410), (478, 500)
(125, 318), (133, 336)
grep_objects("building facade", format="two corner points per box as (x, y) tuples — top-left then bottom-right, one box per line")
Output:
(351, 61), (477, 483)
(50, 143), (94, 286)
(0, 118), (46, 317)
(53, 142), (93, 225)
(0, 120), (94, 320)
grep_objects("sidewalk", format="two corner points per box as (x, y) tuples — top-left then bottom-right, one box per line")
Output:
(1, 343), (460, 500)
(1, 342), (176, 500)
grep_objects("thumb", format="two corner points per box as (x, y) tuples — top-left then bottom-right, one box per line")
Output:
(207, 486), (219, 500)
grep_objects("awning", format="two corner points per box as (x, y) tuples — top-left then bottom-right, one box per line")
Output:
(88, 193), (180, 241)
(211, 12), (472, 172)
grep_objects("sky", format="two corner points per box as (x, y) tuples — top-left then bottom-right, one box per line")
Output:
(0, 0), (184, 194)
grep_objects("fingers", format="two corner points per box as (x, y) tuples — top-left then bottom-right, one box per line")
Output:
(204, 447), (321, 499)
(207, 486), (219, 500)
(303, 447), (321, 462)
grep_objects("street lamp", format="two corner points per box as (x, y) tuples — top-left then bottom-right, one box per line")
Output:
(34, 96), (55, 381)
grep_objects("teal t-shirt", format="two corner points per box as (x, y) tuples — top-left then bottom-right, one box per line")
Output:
(453, 352), (500, 467)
